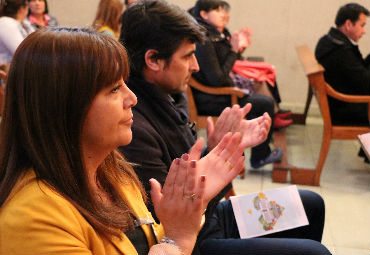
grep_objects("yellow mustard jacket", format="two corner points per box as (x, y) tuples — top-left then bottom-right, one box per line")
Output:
(0, 170), (164, 255)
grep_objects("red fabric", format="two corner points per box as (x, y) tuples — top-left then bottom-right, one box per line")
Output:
(29, 14), (51, 27)
(232, 60), (276, 87)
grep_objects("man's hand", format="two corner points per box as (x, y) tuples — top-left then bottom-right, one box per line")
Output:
(239, 112), (271, 148)
(206, 104), (251, 150)
(206, 104), (271, 151)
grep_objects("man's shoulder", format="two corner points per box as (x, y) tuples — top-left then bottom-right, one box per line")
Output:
(315, 28), (351, 61)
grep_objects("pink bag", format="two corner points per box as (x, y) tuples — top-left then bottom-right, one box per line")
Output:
(232, 60), (276, 87)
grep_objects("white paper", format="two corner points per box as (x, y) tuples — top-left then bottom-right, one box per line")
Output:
(358, 132), (370, 159)
(230, 185), (308, 238)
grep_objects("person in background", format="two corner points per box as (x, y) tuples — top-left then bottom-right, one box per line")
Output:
(191, 0), (292, 131)
(315, 3), (370, 163)
(218, 1), (292, 126)
(0, 0), (34, 66)
(27, 0), (57, 29)
(0, 26), (247, 255)
(93, 0), (123, 40)
(190, 0), (285, 169)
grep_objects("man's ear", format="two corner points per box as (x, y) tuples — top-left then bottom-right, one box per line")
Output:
(144, 49), (163, 72)
(200, 10), (208, 20)
(344, 19), (354, 31)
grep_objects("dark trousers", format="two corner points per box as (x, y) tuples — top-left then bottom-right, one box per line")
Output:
(195, 190), (331, 255)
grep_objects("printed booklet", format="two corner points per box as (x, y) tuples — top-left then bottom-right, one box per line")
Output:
(358, 132), (370, 160)
(230, 185), (308, 238)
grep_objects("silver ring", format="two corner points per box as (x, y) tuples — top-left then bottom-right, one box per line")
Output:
(183, 193), (196, 199)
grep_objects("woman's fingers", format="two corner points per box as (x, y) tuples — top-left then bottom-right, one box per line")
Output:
(194, 175), (206, 210)
(211, 132), (233, 156)
(218, 132), (242, 161)
(224, 156), (246, 182)
(172, 154), (189, 199)
(162, 158), (180, 198)
(188, 138), (204, 161)
(183, 160), (197, 202)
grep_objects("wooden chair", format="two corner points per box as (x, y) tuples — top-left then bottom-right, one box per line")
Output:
(186, 77), (246, 198)
(294, 45), (370, 186)
(186, 76), (245, 131)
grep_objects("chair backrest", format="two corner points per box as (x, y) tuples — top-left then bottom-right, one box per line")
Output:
(186, 76), (244, 130)
(296, 45), (370, 138)
(296, 45), (333, 127)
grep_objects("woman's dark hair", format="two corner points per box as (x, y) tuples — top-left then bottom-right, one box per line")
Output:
(335, 3), (369, 27)
(27, 0), (49, 16)
(0, 0), (28, 17)
(193, 0), (225, 18)
(93, 0), (123, 34)
(120, 0), (206, 75)
(0, 26), (145, 238)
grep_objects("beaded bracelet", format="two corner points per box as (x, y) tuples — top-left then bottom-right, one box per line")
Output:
(160, 236), (184, 255)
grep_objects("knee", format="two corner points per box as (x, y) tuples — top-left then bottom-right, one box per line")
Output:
(299, 190), (325, 211)
(301, 240), (332, 255)
(261, 96), (274, 117)
(244, 94), (274, 118)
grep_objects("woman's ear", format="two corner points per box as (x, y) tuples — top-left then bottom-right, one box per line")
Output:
(144, 49), (162, 72)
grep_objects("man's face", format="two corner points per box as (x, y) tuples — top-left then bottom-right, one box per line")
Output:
(155, 40), (199, 94)
(347, 13), (367, 42)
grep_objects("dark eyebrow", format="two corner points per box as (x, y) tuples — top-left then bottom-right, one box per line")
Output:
(183, 50), (196, 58)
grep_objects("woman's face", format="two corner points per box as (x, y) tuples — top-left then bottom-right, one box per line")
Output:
(81, 78), (137, 155)
(200, 6), (225, 30)
(28, 0), (46, 15)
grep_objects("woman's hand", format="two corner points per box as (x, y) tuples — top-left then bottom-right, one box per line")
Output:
(230, 31), (243, 53)
(150, 156), (206, 255)
(189, 132), (247, 205)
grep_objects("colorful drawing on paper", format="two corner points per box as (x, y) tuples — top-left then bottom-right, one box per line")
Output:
(252, 192), (284, 231)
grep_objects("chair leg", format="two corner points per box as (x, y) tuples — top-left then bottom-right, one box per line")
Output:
(302, 85), (313, 124)
(314, 129), (331, 185)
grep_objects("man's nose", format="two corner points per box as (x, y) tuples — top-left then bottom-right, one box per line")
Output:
(190, 56), (199, 73)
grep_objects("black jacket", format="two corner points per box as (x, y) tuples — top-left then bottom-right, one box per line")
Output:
(192, 18), (241, 116)
(193, 19), (240, 87)
(119, 75), (231, 221)
(315, 27), (370, 125)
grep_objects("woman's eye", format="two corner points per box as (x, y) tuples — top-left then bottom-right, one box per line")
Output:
(111, 85), (122, 93)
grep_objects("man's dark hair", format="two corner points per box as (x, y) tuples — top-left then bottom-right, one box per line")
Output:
(120, 0), (206, 75)
(335, 3), (369, 27)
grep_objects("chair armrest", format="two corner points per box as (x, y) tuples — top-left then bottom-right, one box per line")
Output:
(188, 77), (244, 98)
(326, 84), (370, 104)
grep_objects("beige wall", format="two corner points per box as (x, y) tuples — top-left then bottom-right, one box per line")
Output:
(48, 0), (370, 114)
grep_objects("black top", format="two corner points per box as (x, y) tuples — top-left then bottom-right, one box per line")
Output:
(125, 226), (149, 255)
(193, 19), (240, 87)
